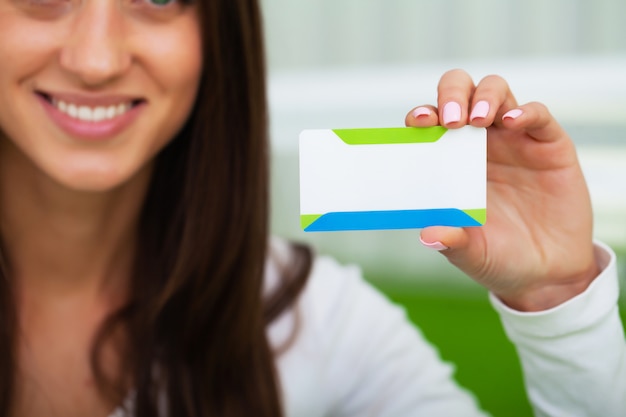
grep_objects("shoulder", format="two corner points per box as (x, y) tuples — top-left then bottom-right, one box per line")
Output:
(264, 237), (483, 416)
(265, 236), (371, 342)
(266, 236), (426, 358)
(265, 237), (397, 414)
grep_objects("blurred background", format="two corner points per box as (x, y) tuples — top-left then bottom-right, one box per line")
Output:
(261, 0), (626, 415)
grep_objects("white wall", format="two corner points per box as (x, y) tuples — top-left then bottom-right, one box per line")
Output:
(262, 0), (626, 70)
(261, 1), (626, 285)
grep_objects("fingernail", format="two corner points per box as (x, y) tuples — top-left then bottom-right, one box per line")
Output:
(419, 236), (449, 251)
(442, 102), (461, 125)
(503, 108), (523, 120)
(470, 100), (490, 120)
(412, 106), (431, 118)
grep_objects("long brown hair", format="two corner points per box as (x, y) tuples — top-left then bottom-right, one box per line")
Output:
(0, 0), (312, 415)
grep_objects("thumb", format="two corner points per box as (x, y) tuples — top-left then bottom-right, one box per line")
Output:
(419, 226), (469, 251)
(419, 226), (485, 278)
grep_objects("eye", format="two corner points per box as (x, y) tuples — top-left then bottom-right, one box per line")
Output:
(14, 0), (71, 7)
(126, 0), (192, 21)
(148, 0), (176, 6)
(11, 0), (73, 19)
(129, 0), (191, 9)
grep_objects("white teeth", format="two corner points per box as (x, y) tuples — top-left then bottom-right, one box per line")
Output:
(92, 106), (107, 122)
(77, 106), (92, 121)
(105, 106), (116, 119)
(67, 103), (78, 118)
(52, 99), (132, 122)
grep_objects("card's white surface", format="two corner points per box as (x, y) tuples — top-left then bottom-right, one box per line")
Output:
(299, 126), (486, 232)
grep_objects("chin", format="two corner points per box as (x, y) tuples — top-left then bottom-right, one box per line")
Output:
(50, 172), (129, 193)
(59, 176), (128, 193)
(48, 160), (152, 194)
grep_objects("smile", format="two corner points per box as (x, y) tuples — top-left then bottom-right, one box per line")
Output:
(52, 99), (133, 122)
(36, 91), (146, 140)
(36, 91), (145, 122)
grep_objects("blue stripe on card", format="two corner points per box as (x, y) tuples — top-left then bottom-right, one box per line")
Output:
(303, 209), (482, 232)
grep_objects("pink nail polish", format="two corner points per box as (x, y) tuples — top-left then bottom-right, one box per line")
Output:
(442, 102), (461, 125)
(412, 107), (431, 118)
(419, 236), (449, 251)
(503, 108), (523, 120)
(470, 100), (490, 120)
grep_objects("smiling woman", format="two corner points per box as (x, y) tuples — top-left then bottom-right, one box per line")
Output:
(0, 0), (299, 416)
(0, 1), (624, 417)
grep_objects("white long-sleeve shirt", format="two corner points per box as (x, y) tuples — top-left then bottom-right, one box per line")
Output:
(111, 240), (624, 416)
(267, 239), (625, 416)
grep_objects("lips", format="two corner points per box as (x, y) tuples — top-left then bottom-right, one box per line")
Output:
(36, 91), (146, 141)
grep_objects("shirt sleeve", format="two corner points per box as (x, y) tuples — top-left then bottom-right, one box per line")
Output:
(489, 241), (626, 417)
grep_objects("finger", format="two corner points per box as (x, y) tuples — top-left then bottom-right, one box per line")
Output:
(437, 69), (475, 128)
(469, 74), (518, 128)
(405, 105), (439, 127)
(501, 101), (568, 143)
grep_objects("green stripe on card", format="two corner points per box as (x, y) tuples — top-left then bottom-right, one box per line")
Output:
(301, 214), (322, 230)
(463, 208), (487, 225)
(332, 126), (447, 145)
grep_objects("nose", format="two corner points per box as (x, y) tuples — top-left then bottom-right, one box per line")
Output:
(59, 1), (131, 87)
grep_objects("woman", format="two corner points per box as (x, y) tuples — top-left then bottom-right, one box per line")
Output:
(0, 0), (623, 416)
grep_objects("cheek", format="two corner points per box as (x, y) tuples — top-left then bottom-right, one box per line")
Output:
(0, 14), (65, 71)
(133, 25), (203, 159)
(169, 33), (203, 111)
(132, 18), (203, 104)
(166, 40), (203, 119)
(0, 15), (67, 126)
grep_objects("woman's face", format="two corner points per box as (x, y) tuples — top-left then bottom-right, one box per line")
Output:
(0, 0), (202, 191)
